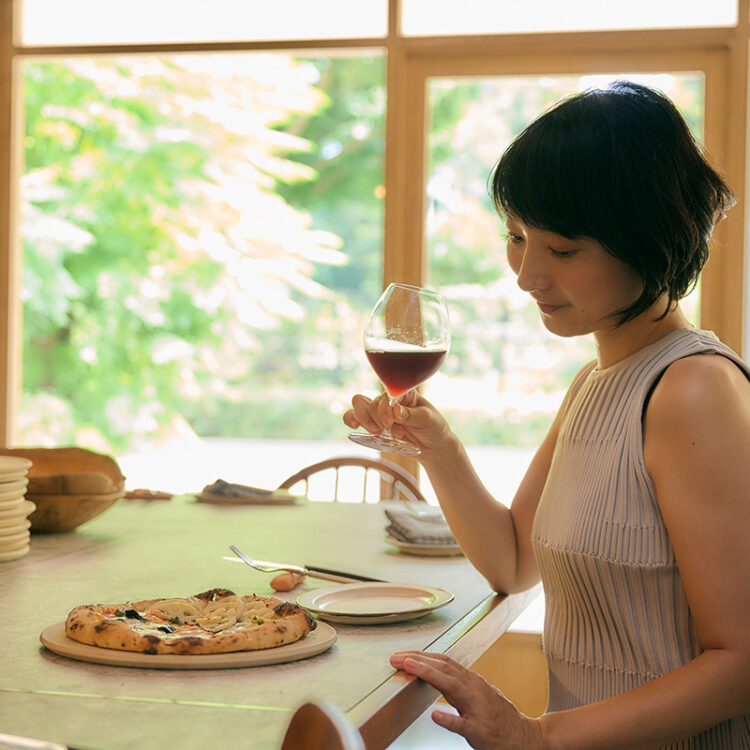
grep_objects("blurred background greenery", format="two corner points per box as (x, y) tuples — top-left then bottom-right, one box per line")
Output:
(19, 55), (702, 465)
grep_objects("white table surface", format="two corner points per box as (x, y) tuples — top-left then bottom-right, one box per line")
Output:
(0, 495), (540, 749)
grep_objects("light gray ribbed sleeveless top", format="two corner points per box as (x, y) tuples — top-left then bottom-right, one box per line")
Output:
(531, 328), (750, 748)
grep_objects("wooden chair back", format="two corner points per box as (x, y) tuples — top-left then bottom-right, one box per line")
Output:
(281, 701), (364, 750)
(277, 456), (427, 503)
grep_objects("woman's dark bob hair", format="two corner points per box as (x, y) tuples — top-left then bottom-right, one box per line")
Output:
(490, 80), (735, 324)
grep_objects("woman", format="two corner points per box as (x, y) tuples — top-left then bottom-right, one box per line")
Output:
(344, 81), (750, 749)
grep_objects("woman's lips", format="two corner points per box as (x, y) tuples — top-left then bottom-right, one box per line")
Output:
(537, 301), (564, 315)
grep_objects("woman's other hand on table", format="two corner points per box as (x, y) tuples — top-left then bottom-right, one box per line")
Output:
(343, 392), (454, 456)
(390, 651), (546, 750)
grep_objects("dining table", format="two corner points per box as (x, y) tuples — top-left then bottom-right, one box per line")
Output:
(0, 492), (540, 750)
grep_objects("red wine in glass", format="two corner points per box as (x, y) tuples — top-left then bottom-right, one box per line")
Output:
(365, 348), (448, 398)
(349, 283), (451, 456)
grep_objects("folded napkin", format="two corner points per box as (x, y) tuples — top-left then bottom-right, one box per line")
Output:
(198, 479), (299, 505)
(384, 507), (457, 545)
(202, 479), (274, 499)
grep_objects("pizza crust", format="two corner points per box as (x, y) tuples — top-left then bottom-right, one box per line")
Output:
(65, 588), (317, 655)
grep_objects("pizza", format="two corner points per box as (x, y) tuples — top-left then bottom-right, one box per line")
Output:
(64, 587), (316, 655)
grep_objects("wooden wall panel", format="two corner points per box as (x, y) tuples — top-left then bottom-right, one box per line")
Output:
(0, 0), (19, 446)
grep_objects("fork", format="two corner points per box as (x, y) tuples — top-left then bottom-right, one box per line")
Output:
(228, 545), (383, 583)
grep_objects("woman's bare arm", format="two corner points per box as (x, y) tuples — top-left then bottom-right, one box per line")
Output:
(416, 410), (560, 593)
(345, 389), (563, 593)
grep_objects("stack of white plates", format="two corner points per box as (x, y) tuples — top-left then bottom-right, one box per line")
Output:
(0, 456), (34, 562)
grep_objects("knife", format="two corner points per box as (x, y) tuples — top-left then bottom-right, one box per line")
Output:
(223, 551), (384, 583)
(305, 564), (384, 583)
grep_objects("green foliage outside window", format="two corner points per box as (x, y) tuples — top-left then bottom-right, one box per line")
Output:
(20, 60), (704, 455)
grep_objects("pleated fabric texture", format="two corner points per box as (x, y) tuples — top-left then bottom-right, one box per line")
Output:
(532, 328), (750, 748)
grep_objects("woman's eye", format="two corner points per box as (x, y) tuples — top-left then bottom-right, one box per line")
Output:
(550, 247), (577, 258)
(503, 233), (524, 244)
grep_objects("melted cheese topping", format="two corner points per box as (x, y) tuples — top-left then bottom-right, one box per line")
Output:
(145, 598), (201, 623)
(134, 596), (279, 636)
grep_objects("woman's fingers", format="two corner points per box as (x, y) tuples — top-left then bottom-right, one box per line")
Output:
(342, 391), (450, 453)
(390, 398), (451, 452)
(391, 650), (544, 750)
(346, 393), (388, 433)
(431, 709), (468, 735)
(392, 650), (457, 669)
(342, 409), (360, 429)
(391, 652), (469, 707)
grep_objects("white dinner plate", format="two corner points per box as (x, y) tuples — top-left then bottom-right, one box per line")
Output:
(0, 515), (31, 530)
(0, 521), (30, 538)
(0, 485), (27, 502)
(0, 543), (29, 561)
(0, 497), (24, 510)
(40, 620), (337, 670)
(385, 535), (464, 557)
(0, 500), (35, 521)
(0, 477), (28, 492)
(0, 537), (30, 553)
(297, 582), (454, 625)
(0, 472), (29, 484)
(0, 456), (32, 475)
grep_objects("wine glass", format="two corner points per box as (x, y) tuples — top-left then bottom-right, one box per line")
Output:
(348, 282), (451, 456)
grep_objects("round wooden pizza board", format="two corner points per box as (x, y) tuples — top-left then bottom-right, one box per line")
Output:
(40, 620), (336, 669)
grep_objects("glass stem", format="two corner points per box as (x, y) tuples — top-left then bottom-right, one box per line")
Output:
(381, 393), (402, 438)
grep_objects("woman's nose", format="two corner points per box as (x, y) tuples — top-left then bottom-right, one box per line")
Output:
(515, 244), (551, 293)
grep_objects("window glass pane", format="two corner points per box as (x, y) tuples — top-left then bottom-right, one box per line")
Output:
(402, 0), (737, 36)
(20, 52), (386, 491)
(423, 72), (704, 504)
(21, 0), (387, 45)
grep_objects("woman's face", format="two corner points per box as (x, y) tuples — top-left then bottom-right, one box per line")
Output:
(504, 215), (643, 339)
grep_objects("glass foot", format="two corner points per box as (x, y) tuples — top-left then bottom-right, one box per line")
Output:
(348, 432), (422, 456)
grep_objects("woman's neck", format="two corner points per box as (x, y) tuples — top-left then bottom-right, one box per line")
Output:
(593, 300), (691, 370)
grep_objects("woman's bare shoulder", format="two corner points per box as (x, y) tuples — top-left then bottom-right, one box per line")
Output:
(644, 352), (750, 478)
(649, 352), (750, 417)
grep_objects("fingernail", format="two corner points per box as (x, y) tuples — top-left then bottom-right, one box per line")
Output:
(394, 405), (403, 419)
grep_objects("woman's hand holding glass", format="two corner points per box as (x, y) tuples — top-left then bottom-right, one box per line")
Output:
(344, 389), (455, 458)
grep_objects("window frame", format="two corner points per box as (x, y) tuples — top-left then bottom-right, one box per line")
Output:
(396, 44), (744, 334)
(1, 0), (748, 447)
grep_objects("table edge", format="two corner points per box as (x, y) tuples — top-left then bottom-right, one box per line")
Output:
(347, 584), (542, 749)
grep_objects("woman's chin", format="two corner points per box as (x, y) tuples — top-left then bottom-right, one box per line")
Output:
(539, 317), (581, 338)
